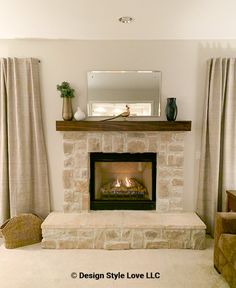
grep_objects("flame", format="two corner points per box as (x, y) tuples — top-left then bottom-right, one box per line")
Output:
(114, 179), (121, 187)
(125, 177), (132, 187)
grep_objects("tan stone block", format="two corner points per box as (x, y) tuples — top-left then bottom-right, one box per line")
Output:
(172, 186), (183, 197)
(64, 142), (74, 155)
(169, 198), (183, 211)
(159, 143), (167, 152)
(63, 170), (73, 189)
(78, 229), (94, 238)
(167, 155), (184, 167)
(191, 230), (206, 250)
(105, 229), (121, 241)
(81, 169), (88, 179)
(102, 134), (112, 152)
(41, 239), (57, 249)
(74, 132), (87, 140)
(58, 240), (78, 249)
(158, 168), (183, 179)
(63, 203), (80, 213)
(158, 153), (167, 166)
(73, 169), (81, 179)
(128, 132), (146, 138)
(163, 229), (190, 241)
(63, 132), (87, 140)
(127, 140), (146, 152)
(77, 238), (94, 249)
(168, 144), (184, 152)
(144, 229), (162, 240)
(105, 241), (130, 250)
(75, 140), (87, 151)
(64, 190), (74, 202)
(73, 192), (81, 203)
(42, 229), (65, 239)
(66, 230), (78, 237)
(131, 230), (144, 249)
(145, 240), (169, 249)
(63, 132), (75, 140)
(148, 137), (159, 152)
(121, 229), (132, 241)
(172, 179), (184, 186)
(158, 168), (171, 178)
(75, 154), (88, 169)
(146, 132), (160, 138)
(63, 202), (72, 213)
(169, 240), (185, 249)
(64, 158), (74, 168)
(156, 199), (170, 212)
(167, 155), (175, 166)
(82, 194), (89, 210)
(158, 179), (170, 198)
(88, 137), (101, 152)
(112, 135), (125, 152)
(94, 230), (105, 249)
(173, 133), (185, 141)
(160, 133), (173, 142)
(70, 203), (81, 213)
(172, 169), (184, 177)
(74, 180), (89, 193)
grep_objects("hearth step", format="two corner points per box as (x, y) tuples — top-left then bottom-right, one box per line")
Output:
(41, 212), (206, 250)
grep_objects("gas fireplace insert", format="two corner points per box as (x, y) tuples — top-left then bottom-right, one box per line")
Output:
(89, 152), (156, 210)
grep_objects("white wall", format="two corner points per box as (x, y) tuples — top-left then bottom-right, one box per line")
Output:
(1, 39), (236, 211)
(1, 0), (236, 39)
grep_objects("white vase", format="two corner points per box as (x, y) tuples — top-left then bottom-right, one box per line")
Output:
(74, 107), (85, 121)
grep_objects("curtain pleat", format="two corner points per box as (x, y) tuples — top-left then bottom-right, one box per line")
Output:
(0, 59), (10, 222)
(197, 58), (236, 235)
(0, 58), (50, 224)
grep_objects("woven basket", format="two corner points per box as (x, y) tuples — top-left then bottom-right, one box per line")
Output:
(0, 213), (43, 249)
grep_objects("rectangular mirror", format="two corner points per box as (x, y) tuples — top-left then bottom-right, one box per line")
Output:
(87, 71), (161, 117)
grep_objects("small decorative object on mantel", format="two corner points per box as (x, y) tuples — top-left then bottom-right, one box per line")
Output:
(74, 106), (86, 121)
(57, 81), (75, 121)
(165, 97), (178, 121)
(101, 105), (130, 122)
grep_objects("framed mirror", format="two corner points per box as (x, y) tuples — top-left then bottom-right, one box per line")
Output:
(87, 71), (161, 117)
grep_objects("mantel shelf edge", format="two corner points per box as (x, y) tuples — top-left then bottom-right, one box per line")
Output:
(56, 120), (192, 132)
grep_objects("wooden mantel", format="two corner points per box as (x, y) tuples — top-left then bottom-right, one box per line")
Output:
(56, 120), (191, 132)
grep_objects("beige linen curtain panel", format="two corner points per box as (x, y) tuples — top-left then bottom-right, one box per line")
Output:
(0, 58), (50, 224)
(197, 58), (236, 235)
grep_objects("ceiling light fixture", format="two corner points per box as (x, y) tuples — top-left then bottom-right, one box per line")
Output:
(118, 16), (135, 24)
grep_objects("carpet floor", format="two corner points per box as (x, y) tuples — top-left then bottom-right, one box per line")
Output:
(0, 237), (229, 288)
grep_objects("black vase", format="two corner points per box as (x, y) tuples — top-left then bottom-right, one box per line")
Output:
(165, 98), (178, 121)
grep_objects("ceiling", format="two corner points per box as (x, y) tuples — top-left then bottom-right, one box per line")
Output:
(1, 0), (236, 40)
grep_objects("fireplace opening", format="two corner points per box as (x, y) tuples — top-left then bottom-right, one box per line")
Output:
(90, 153), (156, 210)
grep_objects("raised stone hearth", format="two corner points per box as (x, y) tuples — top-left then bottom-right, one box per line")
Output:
(42, 212), (206, 249)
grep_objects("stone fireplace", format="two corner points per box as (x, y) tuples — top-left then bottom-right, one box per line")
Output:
(63, 131), (185, 213)
(41, 121), (206, 250)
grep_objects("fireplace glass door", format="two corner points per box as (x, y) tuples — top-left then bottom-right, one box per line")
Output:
(90, 153), (156, 210)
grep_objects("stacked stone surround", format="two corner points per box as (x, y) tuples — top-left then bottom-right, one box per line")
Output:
(42, 212), (206, 250)
(42, 130), (207, 250)
(63, 131), (185, 212)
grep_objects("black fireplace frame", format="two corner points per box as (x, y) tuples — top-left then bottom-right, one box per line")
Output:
(89, 152), (156, 210)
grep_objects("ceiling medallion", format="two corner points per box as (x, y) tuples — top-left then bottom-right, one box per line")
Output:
(118, 16), (135, 24)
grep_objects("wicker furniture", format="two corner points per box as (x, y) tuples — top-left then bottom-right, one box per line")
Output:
(0, 214), (43, 249)
(226, 190), (236, 212)
(214, 212), (236, 288)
